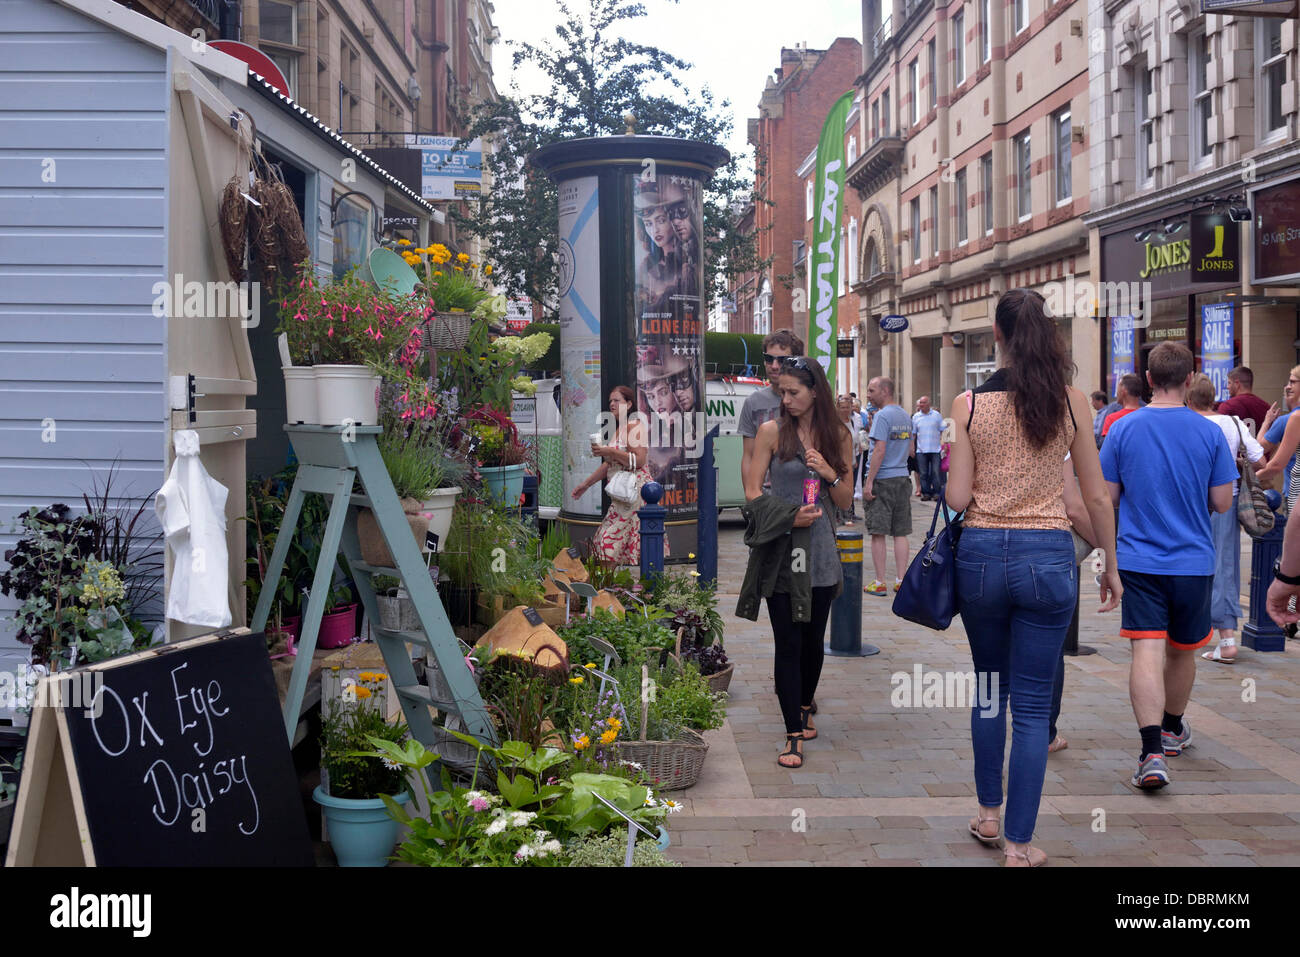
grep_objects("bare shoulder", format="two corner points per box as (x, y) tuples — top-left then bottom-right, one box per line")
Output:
(756, 418), (778, 440)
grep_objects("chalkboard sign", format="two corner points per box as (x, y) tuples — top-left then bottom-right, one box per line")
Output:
(6, 630), (313, 866)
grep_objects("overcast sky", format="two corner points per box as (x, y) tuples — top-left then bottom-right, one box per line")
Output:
(490, 0), (865, 167)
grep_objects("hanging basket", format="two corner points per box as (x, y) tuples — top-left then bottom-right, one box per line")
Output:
(615, 727), (709, 791)
(704, 662), (735, 695)
(424, 311), (473, 350)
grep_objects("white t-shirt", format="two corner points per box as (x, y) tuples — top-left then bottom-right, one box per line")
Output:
(1207, 414), (1263, 495)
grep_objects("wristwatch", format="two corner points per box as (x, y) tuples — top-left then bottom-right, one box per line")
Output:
(1273, 558), (1300, 586)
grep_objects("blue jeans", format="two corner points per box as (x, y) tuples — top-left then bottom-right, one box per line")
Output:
(957, 528), (1076, 843)
(917, 452), (944, 497)
(1209, 493), (1241, 631)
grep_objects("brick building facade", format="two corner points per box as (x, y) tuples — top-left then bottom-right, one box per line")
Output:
(730, 38), (862, 341)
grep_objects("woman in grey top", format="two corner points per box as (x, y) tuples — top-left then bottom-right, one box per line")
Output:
(745, 356), (853, 768)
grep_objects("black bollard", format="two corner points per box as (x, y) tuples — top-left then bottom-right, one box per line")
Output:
(696, 426), (720, 588)
(827, 529), (879, 656)
(1243, 506), (1287, 652)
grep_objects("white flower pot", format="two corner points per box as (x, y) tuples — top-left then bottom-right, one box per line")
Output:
(315, 365), (381, 427)
(282, 366), (318, 424)
(419, 486), (461, 552)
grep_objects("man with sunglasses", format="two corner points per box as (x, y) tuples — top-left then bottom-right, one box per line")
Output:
(739, 329), (805, 488)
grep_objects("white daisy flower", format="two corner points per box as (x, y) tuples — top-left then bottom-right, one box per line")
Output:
(623, 761), (643, 770)
(381, 757), (402, 771)
(662, 799), (683, 813)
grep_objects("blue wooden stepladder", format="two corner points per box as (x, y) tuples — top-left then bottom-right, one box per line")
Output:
(250, 425), (496, 762)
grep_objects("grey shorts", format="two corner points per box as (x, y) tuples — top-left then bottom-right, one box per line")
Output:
(866, 476), (913, 537)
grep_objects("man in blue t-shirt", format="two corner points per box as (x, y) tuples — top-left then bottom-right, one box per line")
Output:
(1100, 342), (1236, 793)
(862, 377), (913, 596)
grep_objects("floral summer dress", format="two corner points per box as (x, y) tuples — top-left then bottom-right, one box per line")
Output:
(589, 434), (669, 565)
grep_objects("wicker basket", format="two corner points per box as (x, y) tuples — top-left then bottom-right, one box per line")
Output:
(424, 311), (473, 350)
(704, 662), (735, 695)
(616, 726), (708, 791)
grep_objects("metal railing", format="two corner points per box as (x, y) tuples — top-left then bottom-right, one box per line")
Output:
(872, 16), (892, 58)
(185, 0), (219, 23)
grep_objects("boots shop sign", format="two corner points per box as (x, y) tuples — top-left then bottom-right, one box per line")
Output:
(1252, 176), (1300, 284)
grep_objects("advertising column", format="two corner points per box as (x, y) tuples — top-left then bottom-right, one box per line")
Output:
(557, 177), (604, 518)
(633, 175), (705, 527)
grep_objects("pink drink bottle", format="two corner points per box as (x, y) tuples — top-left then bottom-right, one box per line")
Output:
(803, 468), (820, 505)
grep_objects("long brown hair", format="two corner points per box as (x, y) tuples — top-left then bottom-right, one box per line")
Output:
(996, 289), (1072, 449)
(774, 358), (848, 475)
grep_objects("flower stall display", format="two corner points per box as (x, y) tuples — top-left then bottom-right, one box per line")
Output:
(314, 672), (412, 866)
(275, 263), (427, 426)
(363, 731), (673, 866)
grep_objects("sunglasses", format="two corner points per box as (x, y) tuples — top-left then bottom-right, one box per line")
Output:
(762, 353), (789, 364)
(667, 203), (690, 221)
(778, 356), (811, 370)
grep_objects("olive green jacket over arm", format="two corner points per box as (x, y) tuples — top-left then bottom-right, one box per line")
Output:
(735, 494), (815, 623)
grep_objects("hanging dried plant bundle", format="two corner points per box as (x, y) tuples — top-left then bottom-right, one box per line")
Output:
(218, 176), (248, 283)
(248, 155), (309, 280)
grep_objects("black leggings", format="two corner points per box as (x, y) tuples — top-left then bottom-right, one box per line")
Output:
(766, 587), (837, 734)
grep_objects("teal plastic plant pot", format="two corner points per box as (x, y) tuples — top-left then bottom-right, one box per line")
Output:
(313, 786), (411, 867)
(479, 463), (526, 504)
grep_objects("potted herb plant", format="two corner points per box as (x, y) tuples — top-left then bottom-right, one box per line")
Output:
(313, 675), (412, 866)
(355, 431), (437, 567)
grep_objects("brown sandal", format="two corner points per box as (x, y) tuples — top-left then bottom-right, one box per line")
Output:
(968, 811), (1001, 845)
(1004, 845), (1048, 867)
(778, 733), (804, 769)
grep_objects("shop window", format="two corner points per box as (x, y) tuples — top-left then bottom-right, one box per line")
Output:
(965, 331), (997, 389)
(981, 152), (993, 235)
(953, 11), (966, 87)
(980, 0), (991, 63)
(1015, 130), (1032, 221)
(955, 167), (968, 246)
(1190, 31), (1213, 165)
(1136, 66), (1154, 187)
(1053, 108), (1071, 204)
(911, 197), (921, 264)
(1259, 18), (1287, 139)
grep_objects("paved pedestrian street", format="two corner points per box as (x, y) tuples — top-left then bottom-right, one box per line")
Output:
(666, 499), (1300, 867)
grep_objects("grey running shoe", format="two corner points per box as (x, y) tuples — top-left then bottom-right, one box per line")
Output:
(1161, 719), (1192, 756)
(1132, 753), (1170, 790)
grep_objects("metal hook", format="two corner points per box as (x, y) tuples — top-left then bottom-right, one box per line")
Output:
(231, 426), (243, 437)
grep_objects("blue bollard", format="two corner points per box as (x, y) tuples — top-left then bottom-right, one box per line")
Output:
(696, 426), (720, 588)
(1243, 505), (1287, 652)
(828, 529), (879, 656)
(639, 481), (666, 582)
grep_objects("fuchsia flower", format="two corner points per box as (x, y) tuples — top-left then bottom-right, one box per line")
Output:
(326, 326), (334, 337)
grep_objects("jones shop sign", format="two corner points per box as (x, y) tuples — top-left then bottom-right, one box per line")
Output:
(1190, 213), (1240, 282)
(1253, 177), (1300, 283)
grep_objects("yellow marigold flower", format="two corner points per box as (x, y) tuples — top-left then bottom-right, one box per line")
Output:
(607, 717), (622, 732)
(457, 252), (469, 263)
(584, 662), (597, 669)
(397, 239), (411, 246)
(454, 266), (464, 273)
(354, 686), (372, 699)
(434, 271), (443, 278)
(485, 265), (493, 275)
(569, 675), (584, 685)
(599, 728), (617, 745)
(574, 734), (590, 751)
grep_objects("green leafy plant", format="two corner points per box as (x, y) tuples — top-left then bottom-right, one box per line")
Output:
(362, 732), (669, 866)
(539, 521), (572, 562)
(377, 431), (439, 500)
(564, 832), (679, 867)
(559, 609), (675, 668)
(479, 651), (568, 749)
(610, 659), (726, 739)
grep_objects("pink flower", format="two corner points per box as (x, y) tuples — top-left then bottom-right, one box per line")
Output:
(326, 327), (334, 337)
(468, 796), (489, 812)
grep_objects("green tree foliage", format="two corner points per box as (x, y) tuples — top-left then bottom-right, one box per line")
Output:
(453, 0), (769, 309)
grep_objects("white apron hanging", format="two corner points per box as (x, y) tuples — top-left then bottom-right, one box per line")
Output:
(155, 430), (232, 627)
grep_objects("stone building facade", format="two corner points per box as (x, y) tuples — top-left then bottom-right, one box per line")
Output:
(850, 0), (1094, 411)
(1084, 0), (1300, 409)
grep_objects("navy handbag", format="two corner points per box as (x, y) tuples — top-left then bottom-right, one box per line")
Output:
(892, 493), (963, 631)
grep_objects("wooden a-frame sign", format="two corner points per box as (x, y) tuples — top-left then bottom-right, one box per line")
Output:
(6, 629), (312, 867)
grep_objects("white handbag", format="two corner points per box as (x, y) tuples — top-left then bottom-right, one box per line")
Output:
(605, 452), (643, 505)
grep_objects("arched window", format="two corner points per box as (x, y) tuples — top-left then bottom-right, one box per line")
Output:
(865, 238), (881, 278)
